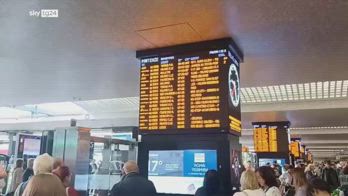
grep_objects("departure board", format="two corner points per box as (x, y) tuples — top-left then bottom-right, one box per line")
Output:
(253, 126), (277, 152)
(307, 152), (313, 162)
(137, 39), (242, 135)
(290, 141), (300, 158)
(300, 145), (305, 154)
(252, 122), (290, 153)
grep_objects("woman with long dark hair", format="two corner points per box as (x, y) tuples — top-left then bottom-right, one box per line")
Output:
(195, 170), (220, 196)
(256, 166), (281, 196)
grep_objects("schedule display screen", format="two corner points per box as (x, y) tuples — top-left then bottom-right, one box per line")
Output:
(138, 40), (241, 135)
(253, 122), (290, 153)
(290, 141), (300, 158)
(258, 158), (286, 173)
(148, 149), (217, 195)
(23, 138), (41, 156)
(253, 125), (278, 152)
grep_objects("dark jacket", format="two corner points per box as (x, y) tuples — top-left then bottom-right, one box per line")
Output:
(110, 173), (156, 196)
(195, 187), (208, 196)
(195, 187), (222, 196)
(305, 171), (317, 181)
(22, 168), (34, 182)
(321, 167), (340, 192)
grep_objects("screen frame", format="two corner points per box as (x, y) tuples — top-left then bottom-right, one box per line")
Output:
(258, 158), (286, 167)
(148, 149), (218, 195)
(137, 39), (242, 136)
(256, 152), (290, 167)
(252, 121), (290, 153)
(138, 134), (231, 196)
(23, 137), (41, 156)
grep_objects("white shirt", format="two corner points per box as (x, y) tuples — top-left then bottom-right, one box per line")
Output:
(234, 188), (265, 196)
(265, 186), (281, 196)
(279, 171), (293, 185)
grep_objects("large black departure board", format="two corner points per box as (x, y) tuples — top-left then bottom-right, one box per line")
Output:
(137, 39), (243, 135)
(252, 122), (290, 153)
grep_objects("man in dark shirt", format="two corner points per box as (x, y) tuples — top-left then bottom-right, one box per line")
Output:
(111, 161), (156, 196)
(22, 158), (34, 182)
(321, 160), (340, 192)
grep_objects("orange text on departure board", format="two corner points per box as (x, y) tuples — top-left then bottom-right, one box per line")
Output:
(253, 126), (278, 152)
(139, 53), (228, 131)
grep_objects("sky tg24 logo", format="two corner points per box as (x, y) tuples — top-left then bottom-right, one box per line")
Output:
(29, 9), (59, 18)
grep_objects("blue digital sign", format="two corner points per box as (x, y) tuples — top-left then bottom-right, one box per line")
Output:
(183, 150), (217, 177)
(148, 149), (217, 194)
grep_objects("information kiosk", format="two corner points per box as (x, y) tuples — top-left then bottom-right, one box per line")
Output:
(253, 121), (290, 171)
(136, 38), (243, 195)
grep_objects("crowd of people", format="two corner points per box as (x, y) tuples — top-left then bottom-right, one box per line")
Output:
(0, 157), (158, 196)
(1, 155), (348, 196)
(0, 154), (78, 196)
(195, 160), (348, 196)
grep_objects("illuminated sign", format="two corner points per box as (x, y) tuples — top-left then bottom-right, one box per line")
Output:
(290, 141), (300, 158)
(253, 126), (277, 152)
(137, 39), (242, 135)
(307, 152), (313, 162)
(252, 122), (290, 153)
(300, 145), (305, 154)
(242, 146), (249, 153)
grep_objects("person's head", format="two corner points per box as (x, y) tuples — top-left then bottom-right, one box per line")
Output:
(240, 170), (260, 191)
(52, 158), (64, 170)
(54, 166), (71, 187)
(324, 160), (331, 168)
(293, 168), (307, 188)
(244, 161), (252, 170)
(203, 170), (220, 194)
(308, 178), (331, 196)
(15, 159), (24, 169)
(27, 158), (35, 169)
(256, 166), (278, 188)
(331, 162), (336, 169)
(284, 164), (290, 171)
(288, 165), (295, 175)
(122, 160), (139, 175)
(33, 153), (54, 175)
(305, 164), (314, 173)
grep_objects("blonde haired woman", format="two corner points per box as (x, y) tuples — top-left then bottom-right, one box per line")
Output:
(293, 168), (308, 196)
(21, 154), (66, 196)
(233, 170), (265, 196)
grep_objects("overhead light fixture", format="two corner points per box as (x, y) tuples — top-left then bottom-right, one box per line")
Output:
(241, 80), (348, 103)
(20, 102), (89, 116)
(0, 107), (32, 119)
